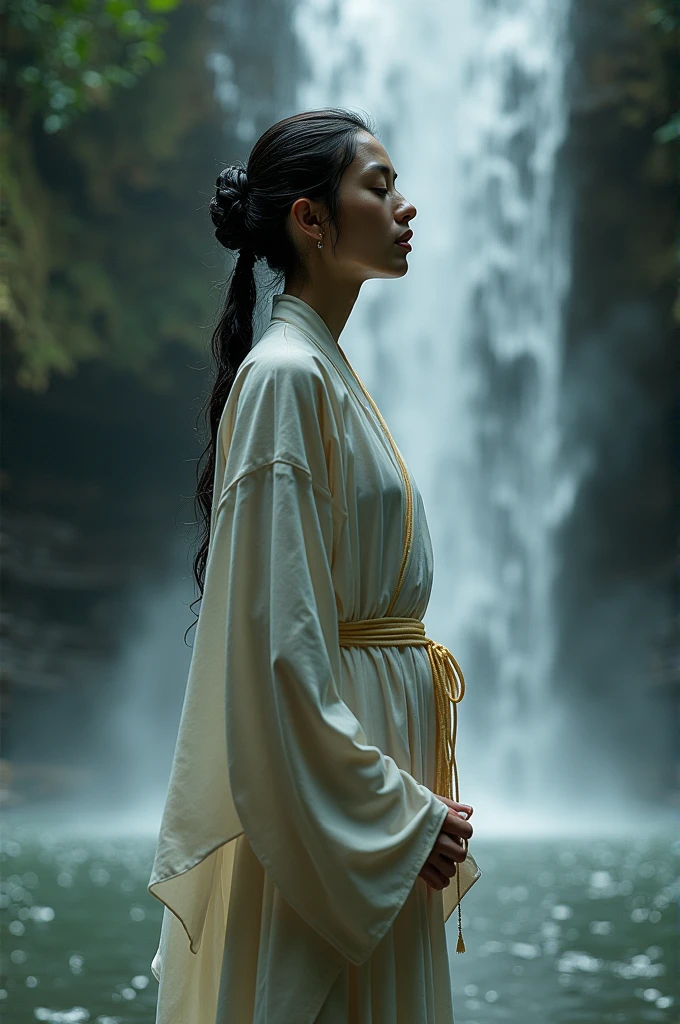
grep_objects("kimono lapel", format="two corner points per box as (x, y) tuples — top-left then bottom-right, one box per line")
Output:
(269, 295), (402, 470)
(269, 293), (371, 414)
(268, 292), (415, 612)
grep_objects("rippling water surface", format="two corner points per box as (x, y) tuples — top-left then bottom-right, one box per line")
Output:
(1, 822), (677, 1023)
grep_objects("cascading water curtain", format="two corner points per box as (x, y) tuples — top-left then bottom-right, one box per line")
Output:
(293, 0), (574, 815)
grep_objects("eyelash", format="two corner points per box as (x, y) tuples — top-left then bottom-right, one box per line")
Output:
(373, 188), (389, 196)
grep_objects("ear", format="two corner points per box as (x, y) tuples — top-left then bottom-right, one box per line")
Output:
(289, 196), (326, 246)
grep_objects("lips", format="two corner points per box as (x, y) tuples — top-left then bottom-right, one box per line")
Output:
(396, 229), (413, 243)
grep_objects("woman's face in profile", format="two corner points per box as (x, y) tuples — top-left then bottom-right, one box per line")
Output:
(288, 130), (417, 284)
(332, 131), (417, 282)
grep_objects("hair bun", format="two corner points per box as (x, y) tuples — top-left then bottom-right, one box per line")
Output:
(210, 165), (253, 253)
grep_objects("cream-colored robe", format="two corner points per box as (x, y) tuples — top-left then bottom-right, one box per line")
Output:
(147, 293), (481, 1024)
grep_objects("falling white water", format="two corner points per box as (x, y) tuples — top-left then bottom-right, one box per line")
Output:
(293, 0), (577, 819)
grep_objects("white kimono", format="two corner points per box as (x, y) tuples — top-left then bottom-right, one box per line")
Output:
(147, 292), (481, 1024)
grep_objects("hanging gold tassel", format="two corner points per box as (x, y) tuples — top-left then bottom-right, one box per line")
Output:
(426, 641), (468, 953)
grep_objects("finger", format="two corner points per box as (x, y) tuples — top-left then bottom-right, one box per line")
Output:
(449, 813), (473, 838)
(436, 834), (468, 863)
(418, 863), (440, 888)
(421, 862), (450, 889)
(431, 838), (466, 873)
(431, 855), (456, 880)
(432, 847), (465, 877)
(434, 795), (474, 818)
(441, 810), (473, 841)
(421, 856), (451, 885)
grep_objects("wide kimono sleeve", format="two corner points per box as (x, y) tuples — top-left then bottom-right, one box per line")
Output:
(216, 347), (449, 966)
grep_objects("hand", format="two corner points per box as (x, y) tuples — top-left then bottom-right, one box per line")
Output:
(418, 797), (474, 891)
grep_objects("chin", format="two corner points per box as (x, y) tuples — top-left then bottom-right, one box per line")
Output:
(362, 258), (409, 281)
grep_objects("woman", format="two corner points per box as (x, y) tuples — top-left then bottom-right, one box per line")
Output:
(147, 107), (481, 1024)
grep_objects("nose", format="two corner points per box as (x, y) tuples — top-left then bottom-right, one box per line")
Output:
(398, 196), (416, 222)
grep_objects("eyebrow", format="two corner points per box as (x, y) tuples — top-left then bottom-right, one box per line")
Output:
(365, 161), (398, 182)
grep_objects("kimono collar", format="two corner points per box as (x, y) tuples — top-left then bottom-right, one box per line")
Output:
(269, 293), (340, 360)
(268, 293), (375, 417)
(268, 290), (413, 515)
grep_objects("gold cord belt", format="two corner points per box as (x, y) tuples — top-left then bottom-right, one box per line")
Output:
(338, 615), (468, 954)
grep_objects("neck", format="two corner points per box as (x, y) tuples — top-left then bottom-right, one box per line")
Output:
(282, 277), (362, 344)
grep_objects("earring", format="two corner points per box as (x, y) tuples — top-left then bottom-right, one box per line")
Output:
(317, 236), (323, 249)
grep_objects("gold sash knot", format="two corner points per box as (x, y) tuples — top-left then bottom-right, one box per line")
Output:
(338, 615), (468, 953)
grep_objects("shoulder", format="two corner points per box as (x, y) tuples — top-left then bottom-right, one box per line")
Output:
(243, 322), (325, 380)
(218, 322), (340, 482)
(232, 322), (337, 418)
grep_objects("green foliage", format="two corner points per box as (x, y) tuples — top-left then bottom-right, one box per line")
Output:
(2, 0), (181, 134)
(647, 0), (680, 32)
(2, 0), (230, 393)
(647, 2), (680, 148)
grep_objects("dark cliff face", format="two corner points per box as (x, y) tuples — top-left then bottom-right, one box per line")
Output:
(555, 0), (677, 798)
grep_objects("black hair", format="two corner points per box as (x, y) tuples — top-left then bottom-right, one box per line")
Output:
(189, 107), (376, 633)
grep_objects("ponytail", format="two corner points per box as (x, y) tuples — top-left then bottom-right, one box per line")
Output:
(191, 245), (258, 613)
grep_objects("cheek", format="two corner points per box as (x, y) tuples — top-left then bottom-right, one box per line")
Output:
(340, 197), (389, 249)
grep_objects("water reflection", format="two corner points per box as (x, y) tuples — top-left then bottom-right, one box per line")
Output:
(1, 822), (677, 1023)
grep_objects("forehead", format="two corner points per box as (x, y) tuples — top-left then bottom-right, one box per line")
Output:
(350, 132), (394, 174)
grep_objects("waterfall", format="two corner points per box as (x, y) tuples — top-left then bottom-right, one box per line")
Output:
(293, 0), (575, 819)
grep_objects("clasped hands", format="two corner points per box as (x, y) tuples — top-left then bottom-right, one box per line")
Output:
(418, 795), (474, 891)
